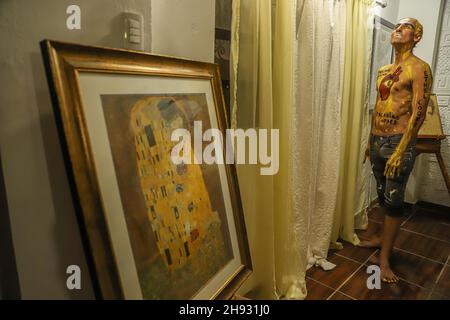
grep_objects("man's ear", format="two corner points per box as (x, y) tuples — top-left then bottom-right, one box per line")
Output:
(414, 34), (422, 44)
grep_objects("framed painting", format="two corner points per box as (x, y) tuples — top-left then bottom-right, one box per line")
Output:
(40, 40), (251, 300)
(369, 16), (395, 111)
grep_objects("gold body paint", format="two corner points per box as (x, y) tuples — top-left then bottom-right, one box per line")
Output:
(367, 18), (433, 178)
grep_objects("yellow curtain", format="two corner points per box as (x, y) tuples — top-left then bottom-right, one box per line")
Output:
(231, 0), (274, 299)
(332, 0), (374, 246)
(273, 0), (306, 300)
(231, 0), (300, 299)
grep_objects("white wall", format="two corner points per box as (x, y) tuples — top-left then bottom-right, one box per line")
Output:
(151, 0), (215, 62)
(397, 0), (443, 66)
(376, 0), (400, 24)
(0, 0), (214, 299)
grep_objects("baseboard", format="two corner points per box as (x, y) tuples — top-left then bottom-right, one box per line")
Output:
(413, 201), (450, 214)
(366, 198), (449, 215)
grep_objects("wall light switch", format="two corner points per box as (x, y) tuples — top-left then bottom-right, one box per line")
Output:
(123, 12), (144, 51)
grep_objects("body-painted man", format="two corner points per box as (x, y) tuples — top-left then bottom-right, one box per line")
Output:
(360, 18), (433, 283)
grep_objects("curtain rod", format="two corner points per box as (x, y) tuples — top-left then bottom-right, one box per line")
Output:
(375, 0), (387, 8)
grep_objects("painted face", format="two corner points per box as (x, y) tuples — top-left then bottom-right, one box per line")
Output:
(391, 18), (417, 45)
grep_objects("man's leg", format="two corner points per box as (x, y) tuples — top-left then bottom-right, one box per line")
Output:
(378, 143), (415, 283)
(379, 213), (401, 283)
(359, 140), (386, 248)
(358, 225), (382, 248)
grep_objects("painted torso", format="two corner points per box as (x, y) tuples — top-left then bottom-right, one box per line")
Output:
(372, 55), (428, 136)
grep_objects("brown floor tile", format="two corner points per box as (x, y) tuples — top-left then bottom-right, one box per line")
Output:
(368, 205), (412, 224)
(428, 291), (450, 300)
(356, 220), (382, 241)
(305, 278), (334, 300)
(367, 206), (385, 223)
(402, 209), (450, 243)
(313, 204), (450, 300)
(394, 229), (450, 264)
(340, 268), (430, 300)
(433, 266), (450, 297)
(330, 241), (377, 264)
(388, 249), (443, 289)
(306, 255), (361, 290)
(328, 291), (354, 300)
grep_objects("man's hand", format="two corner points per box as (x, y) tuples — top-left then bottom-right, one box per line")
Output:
(384, 151), (404, 178)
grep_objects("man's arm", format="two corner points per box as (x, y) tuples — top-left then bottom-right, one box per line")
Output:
(364, 109), (375, 163)
(364, 66), (388, 163)
(384, 62), (433, 178)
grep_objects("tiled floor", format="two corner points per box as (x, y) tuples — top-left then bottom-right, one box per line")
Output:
(306, 202), (450, 300)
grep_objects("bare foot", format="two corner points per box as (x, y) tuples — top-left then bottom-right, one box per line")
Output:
(358, 236), (382, 248)
(381, 264), (399, 283)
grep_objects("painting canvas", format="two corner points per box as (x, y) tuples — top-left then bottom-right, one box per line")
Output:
(40, 40), (251, 300)
(100, 93), (233, 299)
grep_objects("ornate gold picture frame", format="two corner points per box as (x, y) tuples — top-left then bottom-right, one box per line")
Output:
(40, 40), (251, 300)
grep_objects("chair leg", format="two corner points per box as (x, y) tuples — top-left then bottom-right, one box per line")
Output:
(435, 151), (450, 198)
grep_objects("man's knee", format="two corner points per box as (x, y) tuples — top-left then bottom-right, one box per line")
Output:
(383, 202), (404, 217)
(383, 187), (405, 217)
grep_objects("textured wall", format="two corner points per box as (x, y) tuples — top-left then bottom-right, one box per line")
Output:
(420, 0), (450, 207)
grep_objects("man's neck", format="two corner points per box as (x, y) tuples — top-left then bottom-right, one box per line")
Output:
(393, 44), (414, 65)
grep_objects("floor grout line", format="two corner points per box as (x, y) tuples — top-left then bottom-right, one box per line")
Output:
(365, 210), (450, 244)
(306, 276), (340, 293)
(399, 227), (450, 245)
(392, 247), (447, 266)
(400, 228), (450, 244)
(394, 276), (430, 290)
(325, 290), (336, 301)
(435, 254), (450, 284)
(356, 234), (449, 265)
(336, 246), (443, 288)
(307, 255), (361, 301)
(400, 212), (415, 227)
(334, 249), (434, 292)
(426, 254), (450, 300)
(358, 246), (445, 267)
(327, 290), (356, 300)
(338, 291), (357, 300)
(361, 220), (450, 245)
(332, 250), (380, 297)
(334, 252), (374, 265)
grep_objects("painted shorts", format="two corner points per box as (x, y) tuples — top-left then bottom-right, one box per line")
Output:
(369, 134), (416, 217)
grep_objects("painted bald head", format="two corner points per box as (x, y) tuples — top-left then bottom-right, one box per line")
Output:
(392, 18), (423, 47)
